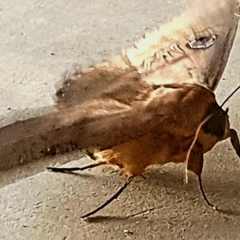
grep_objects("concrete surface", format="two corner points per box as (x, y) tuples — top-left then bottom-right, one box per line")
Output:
(0, 0), (185, 115)
(0, 0), (240, 239)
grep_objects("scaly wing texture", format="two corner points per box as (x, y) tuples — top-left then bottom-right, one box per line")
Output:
(0, 0), (239, 170)
(124, 0), (239, 90)
(55, 0), (239, 110)
(0, 82), (217, 170)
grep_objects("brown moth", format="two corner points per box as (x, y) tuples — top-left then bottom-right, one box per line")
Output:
(46, 0), (240, 217)
(1, 0), (238, 171)
(0, 0), (239, 217)
(48, 83), (240, 218)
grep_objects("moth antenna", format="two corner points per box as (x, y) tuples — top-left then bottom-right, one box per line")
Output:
(47, 161), (106, 173)
(220, 85), (240, 108)
(198, 176), (216, 210)
(81, 176), (134, 218)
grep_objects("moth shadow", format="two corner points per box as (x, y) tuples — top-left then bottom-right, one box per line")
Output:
(143, 167), (191, 191)
(49, 169), (103, 180)
(135, 167), (240, 218)
(84, 215), (142, 223)
(54, 164), (240, 219)
(217, 208), (240, 217)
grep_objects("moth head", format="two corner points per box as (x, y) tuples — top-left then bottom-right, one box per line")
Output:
(200, 85), (240, 152)
(196, 106), (230, 153)
(201, 106), (230, 141)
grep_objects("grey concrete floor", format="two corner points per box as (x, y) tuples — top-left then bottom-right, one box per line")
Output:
(0, 0), (240, 239)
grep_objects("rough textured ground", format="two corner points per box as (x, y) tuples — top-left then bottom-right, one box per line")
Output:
(0, 0), (240, 239)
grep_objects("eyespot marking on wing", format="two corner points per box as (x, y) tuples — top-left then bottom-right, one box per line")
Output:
(186, 34), (217, 49)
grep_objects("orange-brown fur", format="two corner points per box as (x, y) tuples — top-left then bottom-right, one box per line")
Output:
(93, 105), (239, 178)
(90, 85), (240, 178)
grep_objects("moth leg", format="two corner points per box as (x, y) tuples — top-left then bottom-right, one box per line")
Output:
(197, 175), (215, 209)
(47, 161), (106, 173)
(47, 150), (108, 172)
(187, 148), (216, 209)
(81, 175), (134, 218)
(229, 129), (240, 157)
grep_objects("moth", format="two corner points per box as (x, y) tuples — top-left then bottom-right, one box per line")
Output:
(46, 0), (240, 217)
(0, 0), (239, 218)
(48, 83), (240, 218)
